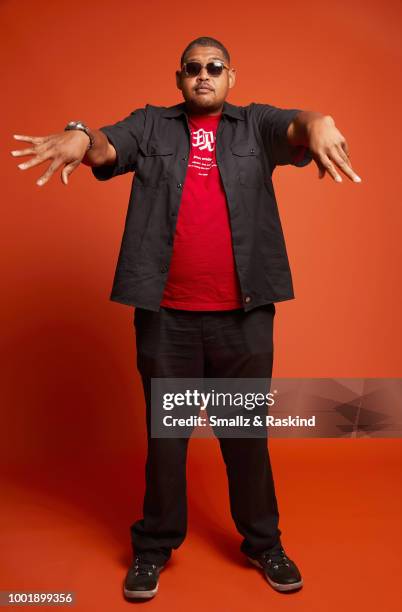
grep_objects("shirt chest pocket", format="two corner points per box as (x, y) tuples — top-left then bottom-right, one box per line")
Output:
(231, 142), (264, 188)
(136, 141), (174, 187)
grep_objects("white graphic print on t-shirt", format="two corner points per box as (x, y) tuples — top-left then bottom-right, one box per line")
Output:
(189, 127), (217, 177)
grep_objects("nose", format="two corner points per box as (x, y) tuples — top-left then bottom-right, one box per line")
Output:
(197, 66), (210, 80)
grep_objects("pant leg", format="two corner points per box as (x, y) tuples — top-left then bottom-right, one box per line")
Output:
(203, 303), (283, 556)
(130, 306), (204, 565)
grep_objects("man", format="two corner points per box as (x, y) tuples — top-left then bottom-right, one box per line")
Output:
(11, 36), (361, 600)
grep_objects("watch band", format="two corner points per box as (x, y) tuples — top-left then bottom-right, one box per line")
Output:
(64, 121), (95, 151)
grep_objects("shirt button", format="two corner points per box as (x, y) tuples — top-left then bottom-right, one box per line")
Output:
(244, 295), (252, 303)
(160, 264), (169, 273)
(177, 183), (183, 189)
(250, 148), (255, 154)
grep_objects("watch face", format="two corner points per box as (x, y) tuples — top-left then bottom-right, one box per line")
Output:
(65, 121), (87, 132)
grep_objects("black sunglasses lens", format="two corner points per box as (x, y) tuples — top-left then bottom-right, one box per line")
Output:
(207, 62), (224, 76)
(185, 62), (202, 76)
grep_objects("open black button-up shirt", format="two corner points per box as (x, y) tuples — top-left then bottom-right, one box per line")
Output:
(92, 100), (313, 311)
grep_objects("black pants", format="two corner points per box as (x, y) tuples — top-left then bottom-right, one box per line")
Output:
(130, 303), (282, 565)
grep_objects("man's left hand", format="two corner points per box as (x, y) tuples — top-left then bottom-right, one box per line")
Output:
(306, 115), (362, 183)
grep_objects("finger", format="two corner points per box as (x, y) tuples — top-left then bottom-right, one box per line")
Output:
(13, 134), (47, 145)
(335, 143), (352, 168)
(11, 147), (36, 158)
(319, 153), (344, 182)
(61, 160), (80, 185)
(36, 159), (63, 186)
(314, 158), (326, 179)
(328, 148), (361, 183)
(13, 137), (53, 161)
(340, 138), (350, 158)
(17, 152), (51, 171)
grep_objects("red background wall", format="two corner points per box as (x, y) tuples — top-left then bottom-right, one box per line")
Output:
(1, 1), (401, 610)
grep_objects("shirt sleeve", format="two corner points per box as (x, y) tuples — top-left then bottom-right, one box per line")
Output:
(91, 107), (146, 181)
(253, 102), (313, 168)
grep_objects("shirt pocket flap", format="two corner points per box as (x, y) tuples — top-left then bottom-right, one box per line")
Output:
(231, 142), (260, 156)
(139, 141), (174, 156)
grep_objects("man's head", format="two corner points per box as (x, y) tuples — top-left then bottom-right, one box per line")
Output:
(176, 36), (236, 115)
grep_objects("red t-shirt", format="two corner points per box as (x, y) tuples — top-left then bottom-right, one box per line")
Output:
(160, 112), (243, 310)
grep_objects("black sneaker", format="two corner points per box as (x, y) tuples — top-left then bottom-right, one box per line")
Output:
(123, 555), (166, 600)
(247, 546), (303, 592)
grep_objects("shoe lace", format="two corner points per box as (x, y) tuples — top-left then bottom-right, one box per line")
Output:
(133, 555), (158, 577)
(261, 547), (291, 570)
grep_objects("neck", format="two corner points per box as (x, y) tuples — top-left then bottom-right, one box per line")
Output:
(185, 101), (223, 117)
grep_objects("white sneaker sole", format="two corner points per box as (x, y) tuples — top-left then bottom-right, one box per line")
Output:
(123, 583), (158, 599)
(247, 556), (304, 592)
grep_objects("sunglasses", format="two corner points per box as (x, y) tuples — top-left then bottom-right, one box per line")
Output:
(181, 60), (229, 77)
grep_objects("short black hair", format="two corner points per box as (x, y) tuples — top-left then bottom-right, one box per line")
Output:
(180, 36), (230, 67)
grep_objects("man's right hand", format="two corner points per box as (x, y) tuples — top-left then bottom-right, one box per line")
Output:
(10, 128), (116, 187)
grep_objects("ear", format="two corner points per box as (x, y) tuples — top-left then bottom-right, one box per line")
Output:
(228, 67), (236, 90)
(175, 70), (183, 91)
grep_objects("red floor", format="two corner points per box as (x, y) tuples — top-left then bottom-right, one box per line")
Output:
(2, 438), (401, 611)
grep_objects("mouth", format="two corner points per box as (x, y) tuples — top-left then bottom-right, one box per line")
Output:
(195, 86), (214, 93)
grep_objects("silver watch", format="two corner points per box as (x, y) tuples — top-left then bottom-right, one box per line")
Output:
(64, 120), (95, 151)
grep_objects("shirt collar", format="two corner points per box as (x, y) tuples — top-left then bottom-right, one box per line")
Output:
(161, 100), (244, 121)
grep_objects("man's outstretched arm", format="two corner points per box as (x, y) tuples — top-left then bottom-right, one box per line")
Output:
(287, 111), (362, 183)
(10, 128), (116, 187)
